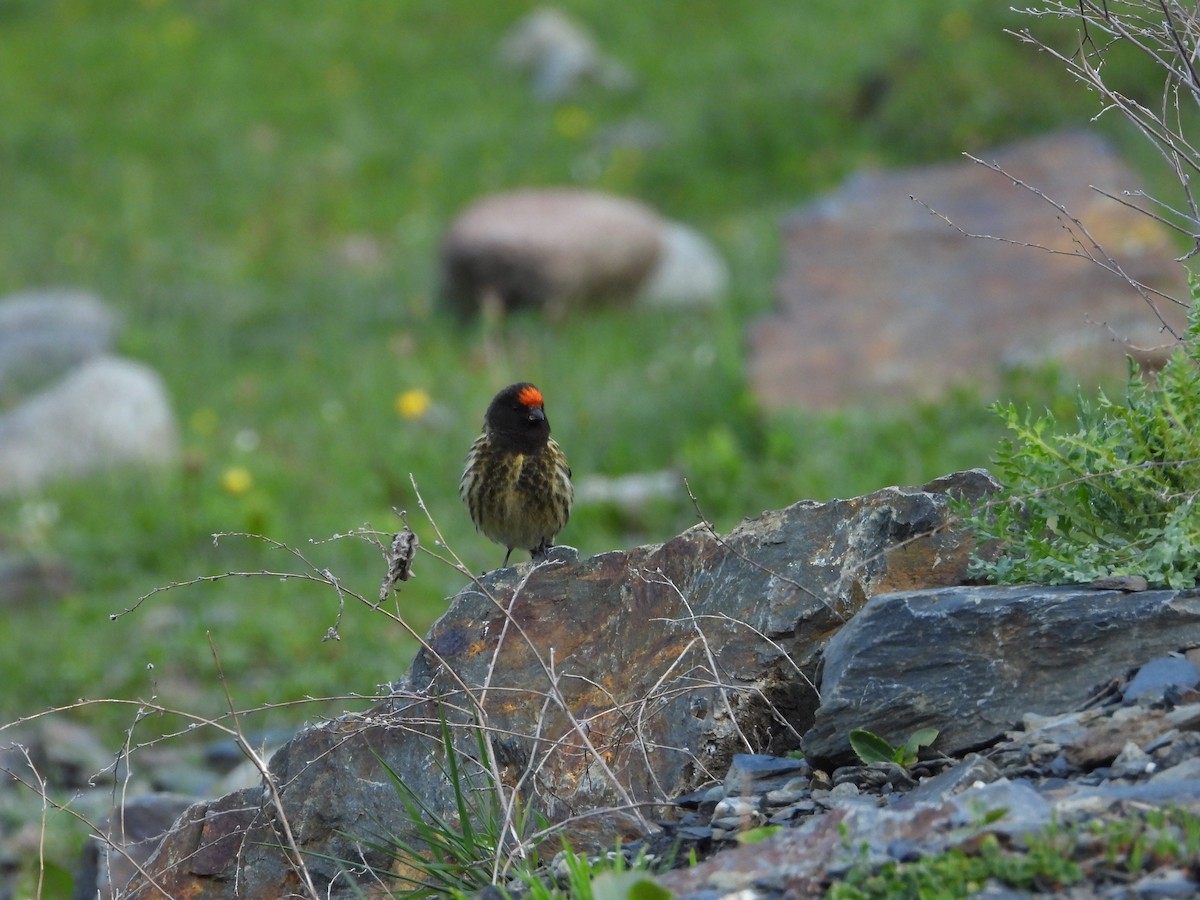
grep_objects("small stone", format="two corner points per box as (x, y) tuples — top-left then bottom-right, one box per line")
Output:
(712, 796), (759, 820)
(1088, 574), (1150, 592)
(1047, 754), (1076, 778)
(1124, 656), (1200, 704)
(1149, 756), (1200, 783)
(1109, 740), (1155, 780)
(1166, 704), (1200, 728)
(723, 753), (810, 796)
(1152, 731), (1200, 769)
(764, 784), (810, 807)
(887, 838), (924, 863)
(1129, 868), (1199, 897)
(673, 786), (721, 812)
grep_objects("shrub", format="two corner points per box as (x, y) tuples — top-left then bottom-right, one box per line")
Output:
(960, 288), (1200, 588)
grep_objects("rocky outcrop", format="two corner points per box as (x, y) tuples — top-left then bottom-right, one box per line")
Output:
(748, 130), (1190, 410)
(659, 668), (1200, 898)
(110, 467), (1200, 898)
(124, 473), (992, 898)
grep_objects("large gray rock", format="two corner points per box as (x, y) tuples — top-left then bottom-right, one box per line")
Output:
(749, 130), (1190, 410)
(0, 288), (119, 403)
(73, 793), (196, 900)
(125, 478), (986, 898)
(803, 584), (1200, 764)
(0, 355), (179, 493)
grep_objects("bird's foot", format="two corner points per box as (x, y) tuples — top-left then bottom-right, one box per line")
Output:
(532, 544), (579, 565)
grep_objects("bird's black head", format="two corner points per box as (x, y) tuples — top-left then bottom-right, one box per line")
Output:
(484, 382), (552, 451)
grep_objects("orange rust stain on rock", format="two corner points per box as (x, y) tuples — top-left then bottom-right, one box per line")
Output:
(878, 536), (974, 594)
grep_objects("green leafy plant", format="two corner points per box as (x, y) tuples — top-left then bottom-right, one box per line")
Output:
(828, 831), (1083, 899)
(517, 842), (666, 900)
(829, 808), (1200, 898)
(849, 727), (939, 768)
(959, 288), (1200, 589)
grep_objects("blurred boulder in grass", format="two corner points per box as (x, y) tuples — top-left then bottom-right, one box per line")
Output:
(0, 289), (180, 495)
(499, 6), (635, 101)
(439, 187), (727, 317)
(637, 221), (730, 308)
(0, 288), (119, 405)
(748, 130), (1190, 410)
(0, 356), (179, 494)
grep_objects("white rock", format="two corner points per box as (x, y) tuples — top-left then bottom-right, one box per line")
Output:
(637, 221), (729, 307)
(499, 7), (634, 100)
(0, 356), (179, 493)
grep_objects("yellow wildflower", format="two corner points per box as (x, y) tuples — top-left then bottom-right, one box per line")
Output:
(395, 388), (432, 421)
(221, 466), (253, 496)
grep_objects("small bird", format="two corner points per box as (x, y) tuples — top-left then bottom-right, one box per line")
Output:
(460, 382), (573, 567)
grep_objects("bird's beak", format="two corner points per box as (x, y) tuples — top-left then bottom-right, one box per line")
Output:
(528, 406), (546, 423)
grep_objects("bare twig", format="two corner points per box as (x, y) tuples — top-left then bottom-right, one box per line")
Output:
(207, 632), (320, 900)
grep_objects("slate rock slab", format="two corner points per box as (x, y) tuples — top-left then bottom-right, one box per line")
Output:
(803, 584), (1200, 764)
(749, 130), (1189, 410)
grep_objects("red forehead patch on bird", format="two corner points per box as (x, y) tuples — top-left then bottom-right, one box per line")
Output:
(518, 385), (544, 408)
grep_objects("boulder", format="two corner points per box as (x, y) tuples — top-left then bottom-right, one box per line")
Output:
(803, 584), (1200, 764)
(0, 355), (179, 493)
(635, 221), (729, 308)
(0, 288), (119, 403)
(748, 130), (1190, 410)
(73, 793), (196, 900)
(498, 7), (635, 101)
(124, 476), (988, 898)
(439, 188), (665, 316)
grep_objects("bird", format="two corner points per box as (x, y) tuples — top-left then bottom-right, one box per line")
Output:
(460, 382), (573, 567)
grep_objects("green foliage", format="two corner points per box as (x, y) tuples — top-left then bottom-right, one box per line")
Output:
(587, 872), (671, 900)
(849, 728), (939, 768)
(360, 714), (547, 898)
(828, 808), (1200, 898)
(828, 831), (1083, 899)
(735, 825), (782, 845)
(348, 712), (672, 899)
(535, 854), (668, 900)
(1087, 806), (1200, 876)
(960, 291), (1200, 588)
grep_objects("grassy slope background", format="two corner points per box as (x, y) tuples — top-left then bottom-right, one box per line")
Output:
(0, 2), (1162, 752)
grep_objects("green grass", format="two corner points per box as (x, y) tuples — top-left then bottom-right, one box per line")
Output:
(0, 2), (1162, 749)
